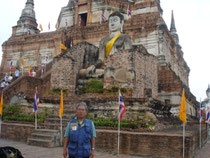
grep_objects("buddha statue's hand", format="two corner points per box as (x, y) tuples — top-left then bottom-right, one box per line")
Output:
(87, 65), (96, 76)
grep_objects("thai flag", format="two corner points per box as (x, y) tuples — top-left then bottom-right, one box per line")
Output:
(10, 61), (13, 71)
(41, 64), (44, 73)
(119, 90), (126, 121)
(200, 103), (204, 123)
(101, 12), (106, 21)
(207, 105), (210, 122)
(33, 90), (40, 113)
(127, 5), (131, 16)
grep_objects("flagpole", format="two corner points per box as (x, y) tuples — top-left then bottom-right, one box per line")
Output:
(60, 115), (63, 145)
(60, 89), (63, 145)
(117, 89), (121, 154)
(35, 87), (38, 130)
(199, 99), (202, 149)
(117, 109), (120, 154)
(0, 115), (2, 137)
(35, 111), (37, 130)
(183, 122), (185, 158)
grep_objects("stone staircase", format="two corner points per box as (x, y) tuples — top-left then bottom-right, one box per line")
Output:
(27, 112), (75, 147)
(27, 129), (61, 147)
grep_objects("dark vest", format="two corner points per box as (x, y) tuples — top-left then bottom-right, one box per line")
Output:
(68, 119), (92, 158)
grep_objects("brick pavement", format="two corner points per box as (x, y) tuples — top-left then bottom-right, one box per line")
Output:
(0, 138), (209, 158)
(0, 138), (140, 158)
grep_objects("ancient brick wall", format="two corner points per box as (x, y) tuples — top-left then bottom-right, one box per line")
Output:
(50, 42), (100, 95)
(104, 45), (158, 99)
(1, 31), (63, 73)
(1, 122), (34, 142)
(158, 65), (182, 93)
(2, 75), (51, 104)
(50, 56), (78, 95)
(96, 124), (207, 158)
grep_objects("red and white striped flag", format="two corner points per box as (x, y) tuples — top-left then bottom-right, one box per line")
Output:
(119, 90), (126, 121)
(127, 5), (131, 16)
(9, 60), (13, 71)
(33, 90), (40, 113)
(206, 105), (210, 122)
(200, 103), (204, 123)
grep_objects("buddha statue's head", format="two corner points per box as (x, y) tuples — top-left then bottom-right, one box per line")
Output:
(108, 11), (124, 32)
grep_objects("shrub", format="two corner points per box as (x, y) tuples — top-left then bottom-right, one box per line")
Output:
(83, 79), (104, 93)
(50, 87), (68, 96)
(111, 85), (119, 92)
(2, 105), (51, 123)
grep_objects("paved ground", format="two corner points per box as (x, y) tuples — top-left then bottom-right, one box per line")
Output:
(0, 138), (140, 158)
(0, 138), (209, 158)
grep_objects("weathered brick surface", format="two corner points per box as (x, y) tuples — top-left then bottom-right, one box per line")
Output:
(2, 74), (51, 104)
(104, 45), (158, 99)
(50, 42), (97, 94)
(95, 124), (207, 158)
(1, 122), (34, 142)
(158, 65), (198, 107)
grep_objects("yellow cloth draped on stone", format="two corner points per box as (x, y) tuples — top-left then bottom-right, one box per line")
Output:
(105, 33), (122, 57)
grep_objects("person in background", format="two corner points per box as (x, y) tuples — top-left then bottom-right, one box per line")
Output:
(4, 73), (8, 82)
(32, 69), (36, 77)
(15, 68), (20, 80)
(1, 80), (6, 89)
(8, 74), (13, 84)
(63, 102), (96, 158)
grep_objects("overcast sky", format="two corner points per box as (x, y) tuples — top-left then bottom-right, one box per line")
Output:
(0, 0), (210, 101)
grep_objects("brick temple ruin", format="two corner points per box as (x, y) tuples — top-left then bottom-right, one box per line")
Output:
(1, 0), (206, 157)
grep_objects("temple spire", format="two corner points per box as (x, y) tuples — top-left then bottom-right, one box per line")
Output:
(170, 10), (176, 33)
(14, 0), (39, 35)
(170, 10), (179, 44)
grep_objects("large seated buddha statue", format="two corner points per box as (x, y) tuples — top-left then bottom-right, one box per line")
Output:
(79, 11), (132, 78)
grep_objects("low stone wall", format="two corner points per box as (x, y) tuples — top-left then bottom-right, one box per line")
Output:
(1, 122), (34, 142)
(96, 124), (208, 158)
(1, 122), (207, 158)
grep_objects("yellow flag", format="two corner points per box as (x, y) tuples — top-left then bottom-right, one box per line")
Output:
(90, 13), (92, 23)
(61, 43), (67, 51)
(179, 90), (187, 124)
(22, 57), (25, 68)
(28, 64), (31, 74)
(39, 24), (43, 31)
(59, 90), (63, 118)
(0, 92), (3, 115)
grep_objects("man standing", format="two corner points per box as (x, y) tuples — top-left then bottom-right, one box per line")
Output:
(63, 102), (96, 158)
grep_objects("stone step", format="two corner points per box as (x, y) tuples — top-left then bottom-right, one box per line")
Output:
(47, 114), (74, 119)
(27, 129), (61, 147)
(45, 118), (69, 123)
(30, 133), (55, 140)
(38, 123), (69, 130)
(28, 138), (55, 148)
(33, 129), (60, 134)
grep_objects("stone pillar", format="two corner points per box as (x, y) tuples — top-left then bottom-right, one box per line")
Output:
(87, 1), (91, 25)
(75, 6), (79, 26)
